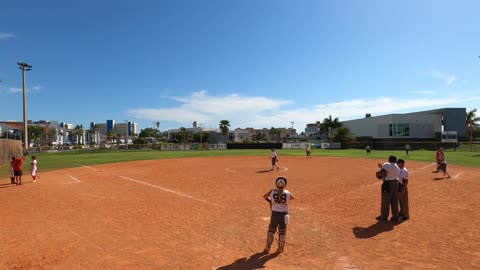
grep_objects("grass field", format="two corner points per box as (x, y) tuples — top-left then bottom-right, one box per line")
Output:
(1, 148), (479, 176)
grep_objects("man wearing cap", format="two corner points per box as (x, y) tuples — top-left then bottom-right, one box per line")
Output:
(377, 155), (401, 222)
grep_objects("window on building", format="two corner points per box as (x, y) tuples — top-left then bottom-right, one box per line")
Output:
(389, 123), (410, 136)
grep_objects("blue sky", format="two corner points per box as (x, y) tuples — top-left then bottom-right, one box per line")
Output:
(1, 0), (479, 132)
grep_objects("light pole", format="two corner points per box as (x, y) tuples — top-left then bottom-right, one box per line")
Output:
(124, 120), (129, 150)
(291, 121), (295, 143)
(18, 62), (32, 152)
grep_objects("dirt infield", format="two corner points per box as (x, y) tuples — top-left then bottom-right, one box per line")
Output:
(1, 156), (479, 269)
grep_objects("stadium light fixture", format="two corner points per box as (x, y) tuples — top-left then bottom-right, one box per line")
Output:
(18, 62), (32, 152)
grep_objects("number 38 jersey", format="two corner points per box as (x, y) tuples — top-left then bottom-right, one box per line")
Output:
(270, 189), (292, 213)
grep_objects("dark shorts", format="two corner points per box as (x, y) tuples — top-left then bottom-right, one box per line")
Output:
(271, 158), (277, 165)
(437, 163), (447, 172)
(14, 170), (22, 176)
(269, 211), (288, 232)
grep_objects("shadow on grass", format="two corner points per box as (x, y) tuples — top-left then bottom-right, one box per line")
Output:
(217, 251), (280, 270)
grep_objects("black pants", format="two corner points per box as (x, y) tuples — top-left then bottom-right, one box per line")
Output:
(380, 180), (399, 221)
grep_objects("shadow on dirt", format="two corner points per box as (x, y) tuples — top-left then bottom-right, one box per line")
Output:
(256, 169), (273, 173)
(216, 251), (280, 270)
(433, 177), (451, 180)
(352, 219), (406, 238)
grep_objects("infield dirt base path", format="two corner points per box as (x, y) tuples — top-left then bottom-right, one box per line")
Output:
(1, 156), (479, 269)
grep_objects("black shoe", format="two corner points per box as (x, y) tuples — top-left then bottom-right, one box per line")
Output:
(390, 217), (400, 222)
(402, 217), (409, 220)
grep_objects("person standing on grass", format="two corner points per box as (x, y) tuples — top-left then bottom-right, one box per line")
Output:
(405, 144), (411, 156)
(31, 156), (39, 183)
(270, 148), (279, 171)
(365, 145), (371, 155)
(397, 159), (410, 220)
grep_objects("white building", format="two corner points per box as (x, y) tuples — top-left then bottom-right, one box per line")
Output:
(341, 108), (467, 139)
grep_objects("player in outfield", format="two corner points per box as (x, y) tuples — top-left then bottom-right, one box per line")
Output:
(263, 177), (295, 253)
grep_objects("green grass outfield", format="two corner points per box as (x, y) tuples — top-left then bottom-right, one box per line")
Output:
(1, 148), (478, 176)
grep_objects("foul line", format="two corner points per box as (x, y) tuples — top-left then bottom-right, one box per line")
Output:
(75, 164), (218, 206)
(66, 174), (81, 183)
(452, 172), (462, 180)
(118, 176), (220, 207)
(417, 163), (436, 170)
(225, 166), (289, 172)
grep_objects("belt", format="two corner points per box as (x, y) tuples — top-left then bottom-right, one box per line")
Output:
(384, 179), (398, 181)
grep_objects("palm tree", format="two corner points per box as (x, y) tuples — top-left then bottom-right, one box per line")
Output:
(219, 120), (231, 143)
(322, 115), (342, 142)
(179, 127), (187, 143)
(89, 124), (99, 145)
(269, 127), (281, 142)
(73, 125), (84, 145)
(332, 127), (355, 144)
(106, 131), (117, 144)
(47, 128), (58, 145)
(467, 109), (480, 142)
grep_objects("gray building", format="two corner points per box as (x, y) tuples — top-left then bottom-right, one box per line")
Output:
(341, 108), (466, 139)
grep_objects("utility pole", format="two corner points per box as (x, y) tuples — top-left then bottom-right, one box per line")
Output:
(18, 62), (32, 153)
(125, 120), (129, 150)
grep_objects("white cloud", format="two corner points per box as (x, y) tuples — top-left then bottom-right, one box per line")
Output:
(0, 33), (15, 40)
(7, 85), (44, 93)
(432, 71), (457, 85)
(129, 90), (477, 130)
(408, 90), (437, 95)
(32, 85), (44, 91)
(129, 90), (293, 128)
(8, 87), (22, 93)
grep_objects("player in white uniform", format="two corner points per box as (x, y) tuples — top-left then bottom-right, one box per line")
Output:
(263, 177), (295, 253)
(30, 156), (38, 182)
(397, 159), (409, 220)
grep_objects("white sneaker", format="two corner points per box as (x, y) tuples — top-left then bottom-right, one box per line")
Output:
(32, 180), (37, 183)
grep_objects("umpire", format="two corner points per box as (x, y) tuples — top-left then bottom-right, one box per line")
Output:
(377, 155), (401, 222)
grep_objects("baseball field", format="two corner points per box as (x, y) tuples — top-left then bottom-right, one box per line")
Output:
(1, 149), (479, 269)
